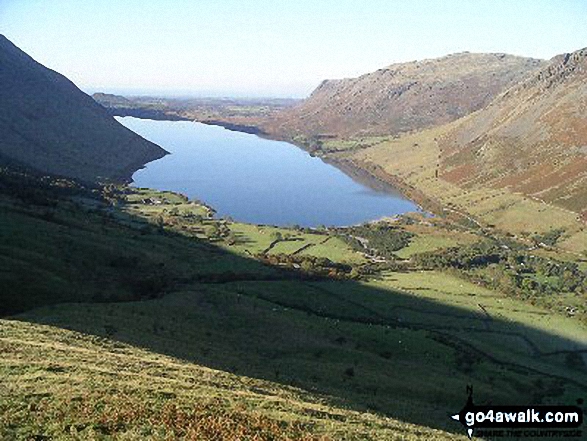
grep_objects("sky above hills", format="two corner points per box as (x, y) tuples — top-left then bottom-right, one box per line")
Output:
(1, 0), (586, 98)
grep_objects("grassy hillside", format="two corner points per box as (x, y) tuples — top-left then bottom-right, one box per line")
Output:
(1, 319), (464, 440)
(328, 124), (587, 257)
(439, 48), (587, 218)
(1, 167), (585, 439)
(246, 48), (586, 256)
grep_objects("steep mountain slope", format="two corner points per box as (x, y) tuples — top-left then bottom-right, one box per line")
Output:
(0, 35), (167, 182)
(439, 47), (587, 217)
(264, 53), (545, 139)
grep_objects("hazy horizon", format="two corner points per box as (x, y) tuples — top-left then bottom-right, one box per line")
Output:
(1, 0), (587, 98)
(83, 86), (303, 100)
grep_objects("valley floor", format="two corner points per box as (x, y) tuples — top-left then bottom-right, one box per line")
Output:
(1, 171), (586, 439)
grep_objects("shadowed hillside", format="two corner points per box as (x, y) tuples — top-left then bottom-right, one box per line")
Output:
(1, 167), (585, 439)
(263, 53), (545, 139)
(0, 35), (167, 182)
(2, 35), (586, 440)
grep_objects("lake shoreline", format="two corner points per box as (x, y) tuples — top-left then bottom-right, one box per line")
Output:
(121, 114), (427, 211)
(120, 117), (420, 227)
(194, 120), (438, 218)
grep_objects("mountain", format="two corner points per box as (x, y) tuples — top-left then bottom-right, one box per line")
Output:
(0, 35), (167, 182)
(2, 38), (586, 438)
(439, 48), (587, 216)
(263, 52), (545, 139)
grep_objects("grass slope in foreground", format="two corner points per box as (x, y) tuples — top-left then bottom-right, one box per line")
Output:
(1, 319), (458, 440)
(0, 168), (585, 439)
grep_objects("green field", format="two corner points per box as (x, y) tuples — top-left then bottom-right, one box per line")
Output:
(1, 171), (585, 439)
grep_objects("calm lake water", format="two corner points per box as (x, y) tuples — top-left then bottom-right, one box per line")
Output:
(119, 117), (419, 227)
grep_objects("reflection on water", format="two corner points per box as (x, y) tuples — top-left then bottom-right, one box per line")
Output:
(119, 117), (419, 227)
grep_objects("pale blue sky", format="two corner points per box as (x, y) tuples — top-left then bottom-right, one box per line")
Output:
(1, 0), (586, 97)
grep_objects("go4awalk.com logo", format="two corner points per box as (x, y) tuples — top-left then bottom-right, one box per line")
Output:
(450, 386), (583, 439)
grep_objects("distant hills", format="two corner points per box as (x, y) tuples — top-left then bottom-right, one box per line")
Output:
(0, 35), (167, 182)
(92, 93), (191, 121)
(92, 93), (298, 133)
(440, 48), (587, 215)
(2, 34), (586, 440)
(263, 52), (546, 138)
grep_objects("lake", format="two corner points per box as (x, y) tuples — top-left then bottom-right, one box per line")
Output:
(118, 117), (419, 227)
